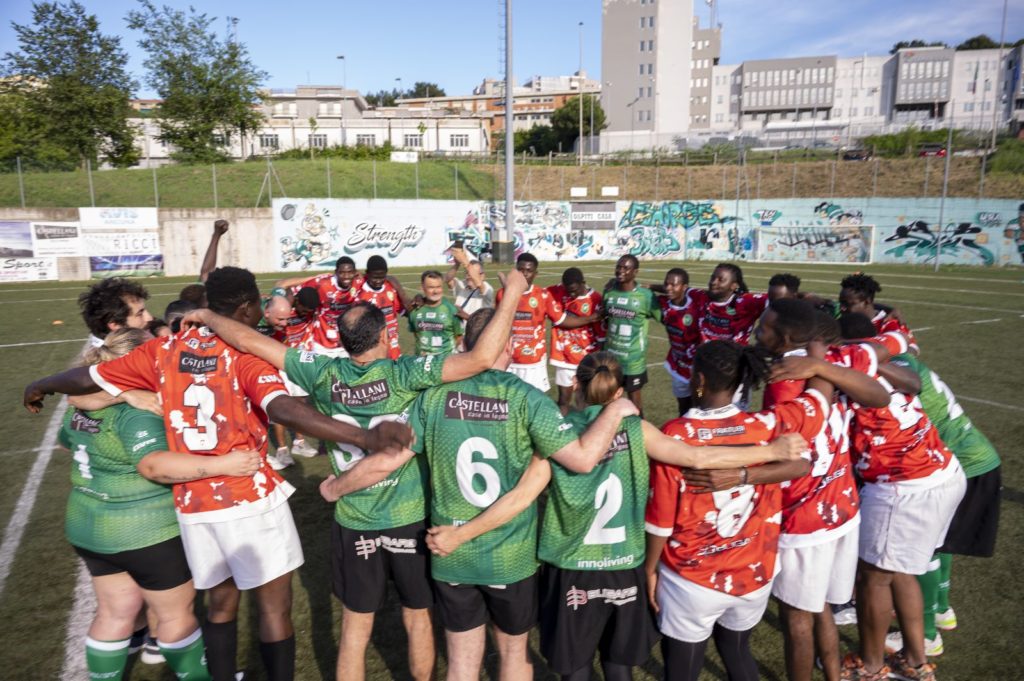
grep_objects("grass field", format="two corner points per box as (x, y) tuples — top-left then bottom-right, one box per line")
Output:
(2, 156), (1022, 209)
(0, 260), (1021, 680)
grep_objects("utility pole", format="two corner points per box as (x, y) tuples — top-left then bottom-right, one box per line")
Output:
(578, 21), (584, 166)
(990, 0), (1008, 150)
(337, 55), (346, 147)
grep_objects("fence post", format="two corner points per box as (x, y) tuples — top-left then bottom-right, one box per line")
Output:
(548, 151), (552, 167)
(923, 156), (931, 196)
(622, 166), (627, 200)
(372, 159), (377, 199)
(687, 168), (692, 197)
(152, 166), (159, 207)
(978, 155), (986, 199)
(16, 156), (25, 208)
(756, 165), (761, 201)
(655, 164), (660, 201)
(212, 164), (219, 208)
(326, 158), (331, 199)
(560, 166), (565, 198)
(86, 158), (96, 207)
(721, 166), (727, 198)
(791, 162), (797, 198)
(872, 158), (879, 197)
(415, 160), (420, 200)
(454, 164), (459, 200)
(591, 166), (597, 198)
(829, 160), (837, 199)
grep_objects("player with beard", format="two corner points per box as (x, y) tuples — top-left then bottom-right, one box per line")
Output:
(24, 266), (412, 681)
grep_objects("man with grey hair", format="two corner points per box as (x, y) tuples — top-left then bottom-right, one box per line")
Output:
(444, 246), (495, 327)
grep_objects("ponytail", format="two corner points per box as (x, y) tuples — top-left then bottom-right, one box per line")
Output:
(576, 352), (624, 406)
(77, 328), (151, 367)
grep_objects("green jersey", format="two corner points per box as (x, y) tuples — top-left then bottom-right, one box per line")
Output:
(603, 286), (661, 375)
(407, 370), (577, 585)
(891, 354), (1000, 478)
(284, 348), (445, 530)
(58, 405), (177, 553)
(539, 406), (648, 571)
(408, 299), (461, 356)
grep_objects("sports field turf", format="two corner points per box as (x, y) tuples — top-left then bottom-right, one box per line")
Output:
(0, 260), (1020, 680)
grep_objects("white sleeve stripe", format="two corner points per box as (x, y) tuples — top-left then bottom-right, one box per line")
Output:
(804, 388), (830, 419)
(858, 343), (879, 377)
(886, 332), (909, 355)
(260, 390), (290, 413)
(645, 522), (674, 537)
(553, 312), (568, 327)
(88, 365), (123, 397)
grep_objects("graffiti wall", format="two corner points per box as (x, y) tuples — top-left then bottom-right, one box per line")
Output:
(269, 197), (1023, 272)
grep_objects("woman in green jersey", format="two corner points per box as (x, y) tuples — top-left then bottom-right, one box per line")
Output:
(537, 352), (806, 681)
(63, 329), (259, 681)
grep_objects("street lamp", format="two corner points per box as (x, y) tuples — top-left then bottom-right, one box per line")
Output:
(578, 21), (584, 166)
(395, 77), (403, 102)
(627, 95), (640, 157)
(337, 55), (347, 147)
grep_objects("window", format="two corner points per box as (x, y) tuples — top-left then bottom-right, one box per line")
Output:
(640, 17), (645, 28)
(272, 102), (296, 117)
(639, 87), (645, 98)
(639, 64), (645, 76)
(835, 108), (843, 117)
(649, 16), (655, 28)
(941, 61), (949, 77)
(983, 101), (991, 111)
(964, 102), (975, 112)
(403, 134), (422, 148)
(716, 94), (723, 104)
(648, 86), (653, 97)
(648, 63), (654, 74)
(715, 113), (724, 122)
(640, 41), (645, 52)
(850, 107), (858, 117)
(309, 134), (327, 149)
(259, 134), (279, 149)
(864, 106), (873, 116)
(318, 102), (342, 116)
(450, 134), (469, 148)
(984, 79), (992, 91)
(356, 134), (376, 147)
(212, 133), (226, 146)
(648, 40), (654, 51)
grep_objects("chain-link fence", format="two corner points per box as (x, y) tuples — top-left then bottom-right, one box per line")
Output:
(0, 153), (1021, 209)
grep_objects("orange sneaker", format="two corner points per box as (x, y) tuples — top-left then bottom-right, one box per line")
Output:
(887, 650), (937, 681)
(839, 653), (891, 681)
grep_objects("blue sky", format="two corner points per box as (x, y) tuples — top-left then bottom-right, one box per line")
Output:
(2, 0), (1021, 98)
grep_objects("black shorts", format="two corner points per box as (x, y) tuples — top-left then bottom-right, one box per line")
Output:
(539, 565), (657, 674)
(434, 574), (538, 635)
(938, 466), (1001, 557)
(331, 520), (434, 613)
(623, 371), (648, 393)
(73, 536), (192, 591)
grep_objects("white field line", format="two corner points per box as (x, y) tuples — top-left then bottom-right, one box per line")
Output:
(0, 338), (88, 349)
(0, 396), (69, 599)
(60, 561), (94, 680)
(957, 396), (1024, 412)
(961, 318), (1003, 325)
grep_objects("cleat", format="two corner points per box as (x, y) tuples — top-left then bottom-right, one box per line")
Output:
(934, 607), (956, 631)
(268, 446), (295, 471)
(886, 650), (937, 680)
(140, 636), (165, 665)
(885, 631), (943, 657)
(290, 439), (318, 458)
(840, 653), (890, 680)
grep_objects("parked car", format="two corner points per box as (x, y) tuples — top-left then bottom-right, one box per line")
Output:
(842, 148), (872, 161)
(918, 143), (947, 157)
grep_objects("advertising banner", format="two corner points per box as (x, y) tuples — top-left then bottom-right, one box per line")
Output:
(0, 221), (34, 257)
(89, 255), (164, 278)
(570, 201), (618, 231)
(82, 230), (161, 257)
(31, 222), (82, 257)
(0, 256), (58, 282)
(78, 207), (159, 230)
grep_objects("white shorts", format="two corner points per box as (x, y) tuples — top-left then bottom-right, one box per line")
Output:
(179, 501), (304, 590)
(858, 468), (966, 575)
(508, 361), (550, 393)
(772, 524), (860, 612)
(655, 564), (774, 642)
(665, 363), (692, 398)
(313, 343), (348, 359)
(553, 366), (577, 388)
(279, 370), (308, 398)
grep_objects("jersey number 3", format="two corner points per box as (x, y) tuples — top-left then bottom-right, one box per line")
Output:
(182, 384), (218, 450)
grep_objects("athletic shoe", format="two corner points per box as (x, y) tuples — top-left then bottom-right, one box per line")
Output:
(268, 446), (295, 471)
(839, 653), (890, 680)
(886, 650), (937, 681)
(833, 604), (858, 626)
(884, 631), (943, 657)
(140, 636), (165, 665)
(290, 439), (318, 458)
(934, 607), (957, 631)
(128, 627), (148, 654)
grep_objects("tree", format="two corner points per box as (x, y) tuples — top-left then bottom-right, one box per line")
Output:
(365, 88), (401, 107)
(126, 0), (268, 164)
(550, 95), (607, 153)
(3, 1), (138, 168)
(889, 40), (949, 54)
(956, 34), (1000, 50)
(407, 81), (445, 99)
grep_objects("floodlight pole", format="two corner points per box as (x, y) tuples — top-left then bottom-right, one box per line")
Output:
(493, 0), (516, 264)
(934, 119), (954, 272)
(990, 0), (1008, 150)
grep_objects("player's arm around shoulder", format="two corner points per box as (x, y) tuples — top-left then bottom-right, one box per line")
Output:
(183, 308), (288, 370)
(641, 421), (808, 470)
(550, 397), (639, 473)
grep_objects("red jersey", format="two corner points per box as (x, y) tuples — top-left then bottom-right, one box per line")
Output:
(356, 280), (404, 360)
(280, 311), (317, 350)
(547, 285), (603, 368)
(763, 346), (877, 544)
(699, 292), (769, 346)
(646, 391), (826, 596)
(89, 329), (292, 522)
(871, 309), (919, 354)
(303, 273), (361, 349)
(496, 284), (566, 365)
(660, 288), (708, 380)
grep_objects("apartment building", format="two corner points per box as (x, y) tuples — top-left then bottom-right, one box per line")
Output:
(689, 17), (721, 130)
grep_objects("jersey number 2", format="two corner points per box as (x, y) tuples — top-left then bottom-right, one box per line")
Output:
(583, 474), (626, 545)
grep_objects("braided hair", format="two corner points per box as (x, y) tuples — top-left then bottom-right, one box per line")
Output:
(693, 340), (773, 395)
(839, 272), (881, 302)
(714, 263), (749, 294)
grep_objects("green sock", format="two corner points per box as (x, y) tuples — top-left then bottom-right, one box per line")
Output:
(937, 552), (952, 612)
(916, 555), (941, 640)
(159, 628), (211, 681)
(85, 636), (130, 681)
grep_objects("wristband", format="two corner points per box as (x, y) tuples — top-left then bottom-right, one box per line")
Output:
(740, 467), (748, 485)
